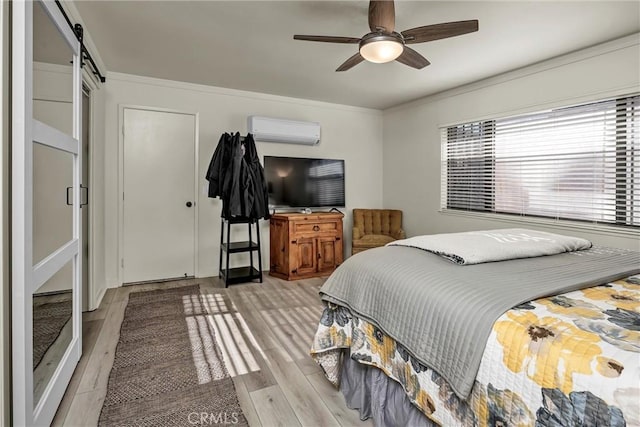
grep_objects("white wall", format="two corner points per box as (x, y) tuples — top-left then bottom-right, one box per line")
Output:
(103, 73), (384, 286)
(383, 34), (640, 250)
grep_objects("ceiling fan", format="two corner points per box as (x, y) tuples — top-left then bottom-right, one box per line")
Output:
(293, 0), (478, 71)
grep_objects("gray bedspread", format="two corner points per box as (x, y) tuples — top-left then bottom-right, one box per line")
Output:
(319, 246), (640, 400)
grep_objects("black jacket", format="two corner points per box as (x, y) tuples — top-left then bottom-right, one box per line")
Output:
(205, 133), (229, 199)
(243, 135), (270, 220)
(206, 132), (270, 220)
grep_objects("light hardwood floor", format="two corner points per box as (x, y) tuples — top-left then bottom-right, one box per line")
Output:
(52, 275), (373, 427)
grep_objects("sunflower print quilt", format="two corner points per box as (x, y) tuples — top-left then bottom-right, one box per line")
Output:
(310, 276), (640, 426)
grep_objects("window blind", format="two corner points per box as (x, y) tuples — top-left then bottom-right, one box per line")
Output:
(441, 95), (639, 227)
(309, 160), (345, 206)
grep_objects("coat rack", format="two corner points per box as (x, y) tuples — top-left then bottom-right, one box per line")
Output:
(207, 132), (269, 286)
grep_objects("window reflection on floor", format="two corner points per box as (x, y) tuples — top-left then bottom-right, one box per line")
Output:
(184, 292), (261, 382)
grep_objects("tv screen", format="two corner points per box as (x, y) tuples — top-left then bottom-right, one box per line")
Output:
(264, 156), (345, 208)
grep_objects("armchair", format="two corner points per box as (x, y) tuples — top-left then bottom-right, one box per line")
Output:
(352, 209), (405, 255)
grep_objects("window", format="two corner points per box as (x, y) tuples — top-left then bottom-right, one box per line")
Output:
(441, 95), (639, 228)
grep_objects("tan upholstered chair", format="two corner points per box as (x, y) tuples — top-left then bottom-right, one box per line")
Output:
(352, 209), (405, 255)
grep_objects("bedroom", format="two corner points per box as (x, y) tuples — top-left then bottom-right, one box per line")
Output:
(1, 0), (639, 426)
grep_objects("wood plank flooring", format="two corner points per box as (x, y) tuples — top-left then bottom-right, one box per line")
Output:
(53, 275), (373, 427)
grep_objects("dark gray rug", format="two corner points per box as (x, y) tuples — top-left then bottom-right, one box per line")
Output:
(33, 293), (72, 369)
(98, 285), (248, 426)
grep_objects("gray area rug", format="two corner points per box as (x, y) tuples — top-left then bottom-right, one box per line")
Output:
(98, 285), (248, 426)
(33, 293), (72, 369)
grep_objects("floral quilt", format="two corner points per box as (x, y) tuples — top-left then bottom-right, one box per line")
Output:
(310, 276), (640, 426)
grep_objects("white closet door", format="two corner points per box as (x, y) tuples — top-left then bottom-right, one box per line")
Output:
(12, 2), (82, 425)
(122, 107), (197, 283)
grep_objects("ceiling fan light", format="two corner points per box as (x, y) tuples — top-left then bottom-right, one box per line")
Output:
(360, 40), (403, 63)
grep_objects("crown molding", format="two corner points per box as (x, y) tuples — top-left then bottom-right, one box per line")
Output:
(386, 33), (640, 114)
(106, 71), (384, 115)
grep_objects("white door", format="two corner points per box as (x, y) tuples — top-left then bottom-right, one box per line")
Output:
(122, 108), (197, 283)
(12, 1), (82, 425)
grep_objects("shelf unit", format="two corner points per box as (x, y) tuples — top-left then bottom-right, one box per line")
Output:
(219, 217), (263, 287)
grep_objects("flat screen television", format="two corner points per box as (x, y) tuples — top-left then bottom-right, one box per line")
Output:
(264, 156), (345, 209)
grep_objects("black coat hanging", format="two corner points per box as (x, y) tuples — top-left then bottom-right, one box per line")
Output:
(206, 132), (270, 221)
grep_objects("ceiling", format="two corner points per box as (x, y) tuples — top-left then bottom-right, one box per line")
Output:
(74, 1), (640, 109)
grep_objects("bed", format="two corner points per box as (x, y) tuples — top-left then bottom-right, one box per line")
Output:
(310, 229), (640, 426)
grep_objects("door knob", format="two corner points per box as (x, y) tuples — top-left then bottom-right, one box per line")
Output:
(186, 201), (193, 207)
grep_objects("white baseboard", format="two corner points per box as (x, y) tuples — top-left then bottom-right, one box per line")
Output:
(91, 286), (107, 311)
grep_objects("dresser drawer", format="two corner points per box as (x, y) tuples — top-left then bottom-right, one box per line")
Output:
(294, 221), (338, 234)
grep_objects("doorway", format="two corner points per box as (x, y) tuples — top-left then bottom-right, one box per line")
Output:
(121, 107), (198, 284)
(81, 86), (90, 310)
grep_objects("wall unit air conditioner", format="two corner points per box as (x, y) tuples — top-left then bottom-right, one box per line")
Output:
(248, 116), (321, 145)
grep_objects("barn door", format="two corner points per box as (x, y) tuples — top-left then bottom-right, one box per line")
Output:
(12, 1), (82, 424)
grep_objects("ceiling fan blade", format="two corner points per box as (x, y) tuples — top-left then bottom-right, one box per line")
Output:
(293, 35), (361, 44)
(336, 52), (365, 72)
(402, 20), (479, 44)
(368, 0), (395, 33)
(396, 46), (430, 69)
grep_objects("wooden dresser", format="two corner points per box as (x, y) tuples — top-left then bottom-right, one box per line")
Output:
(269, 212), (344, 280)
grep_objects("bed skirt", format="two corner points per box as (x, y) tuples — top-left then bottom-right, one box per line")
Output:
(340, 351), (437, 427)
